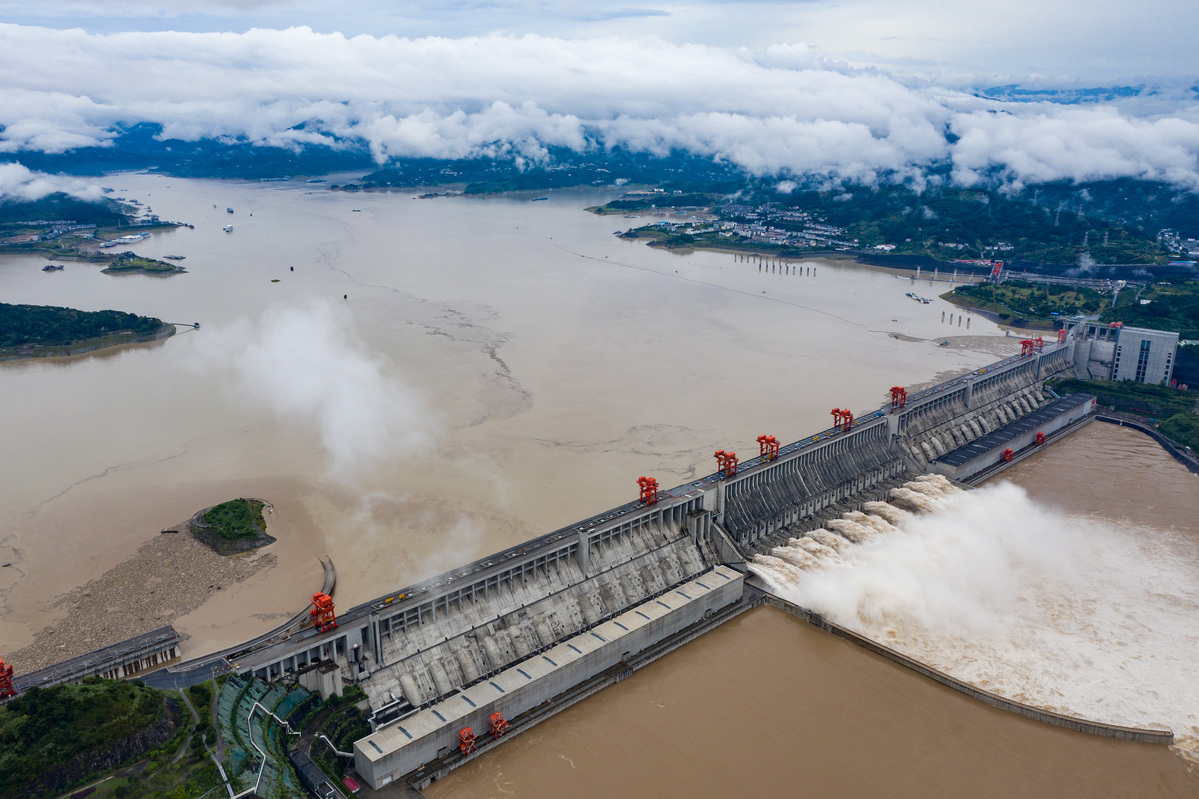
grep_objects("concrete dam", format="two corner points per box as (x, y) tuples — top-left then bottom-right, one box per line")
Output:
(224, 339), (1098, 790)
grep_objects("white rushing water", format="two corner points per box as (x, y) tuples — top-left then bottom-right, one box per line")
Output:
(749, 475), (1199, 760)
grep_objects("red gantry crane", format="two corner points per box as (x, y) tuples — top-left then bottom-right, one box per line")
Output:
(489, 712), (510, 738)
(831, 408), (854, 432)
(0, 657), (14, 699)
(310, 592), (338, 633)
(757, 435), (780, 461)
(637, 476), (659, 505)
(714, 450), (739, 478)
(890, 386), (907, 408)
(458, 727), (477, 755)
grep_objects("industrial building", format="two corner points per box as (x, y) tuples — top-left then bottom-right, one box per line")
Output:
(1067, 320), (1179, 385)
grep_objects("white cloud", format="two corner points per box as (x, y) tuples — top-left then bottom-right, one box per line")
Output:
(0, 162), (105, 201)
(1, 0), (1195, 87)
(0, 24), (1197, 190)
(950, 105), (1199, 190)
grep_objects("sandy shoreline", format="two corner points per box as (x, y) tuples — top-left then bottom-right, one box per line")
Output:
(6, 525), (275, 673)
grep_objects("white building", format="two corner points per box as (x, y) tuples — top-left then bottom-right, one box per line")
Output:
(1067, 321), (1179, 385)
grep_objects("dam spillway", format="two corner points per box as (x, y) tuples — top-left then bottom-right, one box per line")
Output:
(226, 340), (1085, 790)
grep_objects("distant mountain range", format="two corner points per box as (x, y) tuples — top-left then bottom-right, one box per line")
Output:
(2, 125), (1197, 248)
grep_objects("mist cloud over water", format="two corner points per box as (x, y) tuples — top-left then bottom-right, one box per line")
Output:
(0, 162), (104, 202)
(752, 479), (1199, 757)
(184, 301), (431, 478)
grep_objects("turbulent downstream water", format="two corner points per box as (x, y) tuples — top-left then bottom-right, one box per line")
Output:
(750, 471), (1199, 759)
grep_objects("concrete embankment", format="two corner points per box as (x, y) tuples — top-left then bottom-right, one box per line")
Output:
(749, 585), (1175, 745)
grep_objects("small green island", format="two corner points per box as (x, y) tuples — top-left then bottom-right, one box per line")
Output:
(190, 498), (275, 555)
(0, 302), (174, 361)
(101, 251), (185, 275)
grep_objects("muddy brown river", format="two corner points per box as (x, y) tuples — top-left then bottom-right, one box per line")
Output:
(3, 177), (1194, 796)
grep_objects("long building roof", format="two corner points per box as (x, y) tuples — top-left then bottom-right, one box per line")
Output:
(934, 393), (1093, 468)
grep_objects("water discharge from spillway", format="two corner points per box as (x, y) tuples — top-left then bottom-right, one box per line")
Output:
(749, 474), (1199, 761)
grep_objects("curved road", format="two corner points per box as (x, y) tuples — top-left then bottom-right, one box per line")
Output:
(144, 556), (335, 690)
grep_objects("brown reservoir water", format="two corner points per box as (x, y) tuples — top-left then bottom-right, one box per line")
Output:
(0, 175), (1007, 660)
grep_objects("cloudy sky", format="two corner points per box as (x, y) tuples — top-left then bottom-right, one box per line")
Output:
(1, 0), (1197, 191)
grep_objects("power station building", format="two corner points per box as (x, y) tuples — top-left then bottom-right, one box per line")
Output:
(1067, 321), (1179, 385)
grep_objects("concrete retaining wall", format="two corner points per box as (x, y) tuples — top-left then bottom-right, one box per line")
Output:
(751, 587), (1174, 744)
(1097, 415), (1199, 475)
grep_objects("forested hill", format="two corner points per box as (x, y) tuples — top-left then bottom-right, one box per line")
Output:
(0, 679), (176, 799)
(0, 193), (129, 227)
(0, 303), (165, 349)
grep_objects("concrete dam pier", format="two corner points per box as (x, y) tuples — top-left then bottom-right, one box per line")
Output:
(223, 339), (1108, 790)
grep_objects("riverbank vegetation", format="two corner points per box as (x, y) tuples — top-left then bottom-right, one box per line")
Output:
(308, 686), (371, 791)
(1158, 412), (1199, 451)
(0, 302), (171, 358)
(0, 192), (128, 228)
(942, 281), (1108, 324)
(1051, 377), (1199, 450)
(594, 179), (1180, 267)
(0, 676), (235, 799)
(1100, 280), (1199, 338)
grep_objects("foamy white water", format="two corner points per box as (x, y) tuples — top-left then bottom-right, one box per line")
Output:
(749, 476), (1199, 760)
